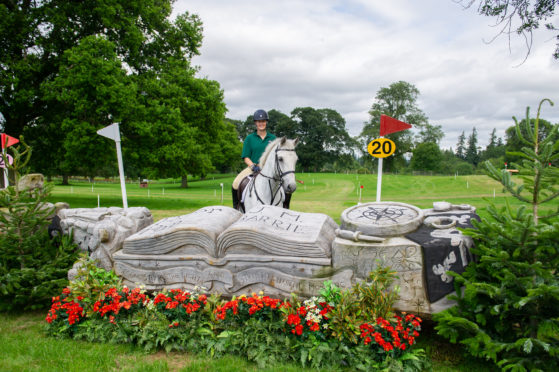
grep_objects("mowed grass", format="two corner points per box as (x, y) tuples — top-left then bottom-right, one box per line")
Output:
(47, 173), (557, 223)
(0, 312), (315, 372)
(0, 312), (493, 372)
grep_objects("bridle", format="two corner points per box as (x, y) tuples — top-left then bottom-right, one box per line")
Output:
(249, 145), (296, 206)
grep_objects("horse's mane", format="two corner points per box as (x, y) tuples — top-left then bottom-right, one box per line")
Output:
(259, 138), (282, 166)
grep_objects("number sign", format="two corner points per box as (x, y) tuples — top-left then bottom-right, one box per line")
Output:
(367, 138), (396, 158)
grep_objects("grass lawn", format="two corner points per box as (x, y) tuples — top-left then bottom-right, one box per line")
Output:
(0, 312), (493, 372)
(46, 173), (556, 223)
(6, 172), (551, 371)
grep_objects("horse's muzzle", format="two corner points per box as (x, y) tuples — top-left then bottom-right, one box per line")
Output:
(285, 183), (297, 193)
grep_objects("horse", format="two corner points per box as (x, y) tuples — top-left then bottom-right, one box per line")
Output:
(239, 137), (299, 213)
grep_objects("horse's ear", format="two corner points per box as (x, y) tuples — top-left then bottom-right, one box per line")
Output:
(293, 137), (299, 147)
(280, 136), (287, 145)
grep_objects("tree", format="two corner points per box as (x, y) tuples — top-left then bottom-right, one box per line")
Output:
(1, 1), (230, 186)
(290, 107), (355, 172)
(359, 81), (429, 172)
(418, 123), (444, 144)
(505, 117), (558, 166)
(435, 99), (559, 371)
(41, 36), (136, 181)
(455, 131), (466, 160)
(458, 0), (559, 60)
(465, 127), (480, 166)
(1, 0), (203, 137)
(481, 128), (506, 161)
(410, 142), (442, 172)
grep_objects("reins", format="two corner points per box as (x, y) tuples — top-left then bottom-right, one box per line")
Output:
(248, 145), (296, 206)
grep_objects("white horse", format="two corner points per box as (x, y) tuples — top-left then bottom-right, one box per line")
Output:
(241, 137), (299, 213)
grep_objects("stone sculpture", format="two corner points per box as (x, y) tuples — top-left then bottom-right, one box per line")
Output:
(59, 207), (153, 279)
(64, 200), (478, 314)
(113, 205), (350, 297)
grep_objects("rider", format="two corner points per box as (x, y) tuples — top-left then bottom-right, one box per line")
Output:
(232, 109), (276, 210)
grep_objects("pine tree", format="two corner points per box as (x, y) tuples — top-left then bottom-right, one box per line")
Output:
(434, 99), (559, 371)
(455, 131), (466, 160)
(465, 127), (480, 165)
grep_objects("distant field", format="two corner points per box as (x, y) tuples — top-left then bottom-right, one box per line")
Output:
(46, 173), (556, 223)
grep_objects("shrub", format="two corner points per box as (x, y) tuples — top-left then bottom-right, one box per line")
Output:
(0, 139), (78, 311)
(434, 99), (559, 372)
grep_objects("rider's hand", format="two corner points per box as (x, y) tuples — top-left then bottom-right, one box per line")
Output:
(251, 164), (261, 172)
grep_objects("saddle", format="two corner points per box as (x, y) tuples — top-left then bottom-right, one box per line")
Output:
(236, 173), (254, 213)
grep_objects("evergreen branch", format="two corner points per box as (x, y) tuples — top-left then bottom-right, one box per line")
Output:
(513, 114), (533, 146)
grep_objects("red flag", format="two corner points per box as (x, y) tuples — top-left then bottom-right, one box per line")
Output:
(1, 133), (19, 149)
(380, 115), (412, 136)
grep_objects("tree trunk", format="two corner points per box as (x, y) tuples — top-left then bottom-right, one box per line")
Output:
(62, 174), (69, 185)
(181, 175), (188, 188)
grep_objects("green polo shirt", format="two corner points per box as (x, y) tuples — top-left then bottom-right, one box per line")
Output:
(241, 131), (276, 164)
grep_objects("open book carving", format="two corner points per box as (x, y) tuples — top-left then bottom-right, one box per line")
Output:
(122, 205), (337, 260)
(114, 205), (345, 296)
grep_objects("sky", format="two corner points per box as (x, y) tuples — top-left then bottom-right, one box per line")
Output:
(173, 0), (559, 150)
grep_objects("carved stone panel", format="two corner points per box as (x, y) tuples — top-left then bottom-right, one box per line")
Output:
(341, 202), (424, 237)
(332, 236), (422, 278)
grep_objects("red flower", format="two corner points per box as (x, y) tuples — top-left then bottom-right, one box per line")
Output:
(287, 314), (301, 326)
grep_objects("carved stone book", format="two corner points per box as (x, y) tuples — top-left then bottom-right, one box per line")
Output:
(122, 206), (242, 257)
(114, 205), (343, 296)
(121, 205), (338, 260)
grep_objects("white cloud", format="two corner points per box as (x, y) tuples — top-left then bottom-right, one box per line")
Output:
(174, 0), (559, 150)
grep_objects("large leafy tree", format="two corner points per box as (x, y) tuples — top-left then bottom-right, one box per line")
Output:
(289, 107), (355, 172)
(234, 108), (355, 172)
(1, 0), (203, 137)
(410, 142), (442, 172)
(1, 1), (238, 186)
(458, 0), (559, 60)
(359, 81), (429, 171)
(42, 36), (137, 180)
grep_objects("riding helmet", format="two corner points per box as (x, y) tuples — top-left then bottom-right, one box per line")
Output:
(253, 109), (268, 121)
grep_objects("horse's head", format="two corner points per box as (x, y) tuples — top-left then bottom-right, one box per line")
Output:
(260, 137), (299, 194)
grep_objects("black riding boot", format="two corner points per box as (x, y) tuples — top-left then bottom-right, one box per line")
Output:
(283, 192), (292, 209)
(232, 187), (239, 210)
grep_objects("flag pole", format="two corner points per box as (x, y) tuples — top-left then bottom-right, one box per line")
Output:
(376, 159), (383, 202)
(376, 136), (383, 202)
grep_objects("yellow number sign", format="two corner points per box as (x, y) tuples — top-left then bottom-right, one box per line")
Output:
(367, 138), (396, 158)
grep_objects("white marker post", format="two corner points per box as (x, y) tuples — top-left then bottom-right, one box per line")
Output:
(97, 123), (128, 209)
(376, 155), (383, 202)
(220, 183), (224, 204)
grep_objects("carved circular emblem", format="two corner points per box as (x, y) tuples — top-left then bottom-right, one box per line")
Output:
(341, 202), (424, 237)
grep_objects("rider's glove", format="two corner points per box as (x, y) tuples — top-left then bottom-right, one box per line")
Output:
(251, 164), (261, 173)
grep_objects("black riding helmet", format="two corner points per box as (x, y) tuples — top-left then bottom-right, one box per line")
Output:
(253, 109), (268, 121)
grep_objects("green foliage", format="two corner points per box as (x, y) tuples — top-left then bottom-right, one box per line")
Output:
(434, 99), (559, 372)
(66, 254), (122, 315)
(359, 81), (430, 172)
(0, 140), (79, 311)
(237, 107), (357, 173)
(353, 264), (400, 321)
(460, 0), (559, 60)
(43, 265), (427, 371)
(326, 265), (400, 345)
(411, 142), (442, 172)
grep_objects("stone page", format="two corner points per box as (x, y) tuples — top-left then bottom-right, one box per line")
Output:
(122, 206), (242, 256)
(216, 205), (338, 258)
